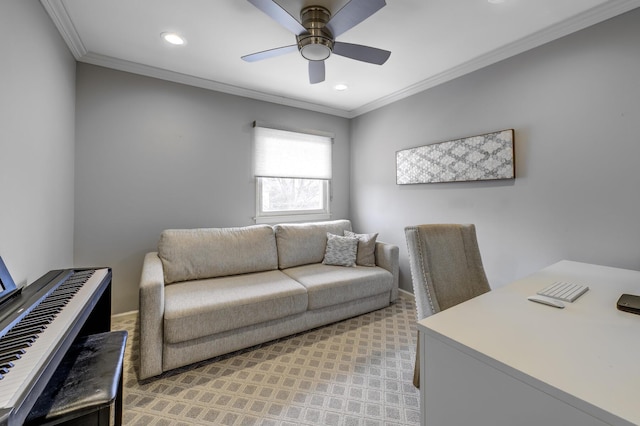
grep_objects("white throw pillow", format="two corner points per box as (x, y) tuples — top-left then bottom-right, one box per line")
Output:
(322, 233), (358, 267)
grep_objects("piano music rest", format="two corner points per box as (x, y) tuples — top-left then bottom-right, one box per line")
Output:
(25, 331), (127, 426)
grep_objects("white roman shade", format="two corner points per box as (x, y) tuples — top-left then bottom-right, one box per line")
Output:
(253, 125), (332, 179)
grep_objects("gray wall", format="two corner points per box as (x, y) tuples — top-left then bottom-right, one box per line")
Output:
(0, 1), (76, 287)
(8, 3), (636, 314)
(350, 9), (640, 294)
(74, 64), (351, 313)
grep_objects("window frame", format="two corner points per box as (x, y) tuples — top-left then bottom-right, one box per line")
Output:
(252, 123), (333, 224)
(255, 177), (331, 224)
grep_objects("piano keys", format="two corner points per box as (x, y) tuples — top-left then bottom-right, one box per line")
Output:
(0, 261), (112, 426)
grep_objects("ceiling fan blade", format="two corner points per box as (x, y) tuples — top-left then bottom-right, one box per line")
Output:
(247, 0), (307, 35)
(309, 61), (325, 84)
(326, 0), (386, 38)
(241, 44), (298, 62)
(333, 42), (390, 65)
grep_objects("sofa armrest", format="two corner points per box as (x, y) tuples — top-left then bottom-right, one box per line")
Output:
(375, 241), (399, 302)
(138, 252), (165, 380)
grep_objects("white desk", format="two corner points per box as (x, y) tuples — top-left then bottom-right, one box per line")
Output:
(418, 260), (640, 426)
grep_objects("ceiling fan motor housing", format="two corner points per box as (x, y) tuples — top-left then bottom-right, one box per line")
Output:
(297, 6), (334, 61)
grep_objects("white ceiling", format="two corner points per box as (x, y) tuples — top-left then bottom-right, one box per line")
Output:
(42, 0), (640, 118)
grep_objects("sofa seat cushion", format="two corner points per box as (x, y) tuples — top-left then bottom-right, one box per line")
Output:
(164, 270), (308, 344)
(282, 264), (393, 310)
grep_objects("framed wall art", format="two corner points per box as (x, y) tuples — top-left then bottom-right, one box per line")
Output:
(396, 129), (515, 184)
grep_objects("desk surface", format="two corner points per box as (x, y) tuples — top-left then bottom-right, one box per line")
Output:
(418, 260), (640, 425)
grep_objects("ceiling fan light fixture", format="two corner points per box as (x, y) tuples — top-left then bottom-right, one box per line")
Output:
(242, 0), (390, 84)
(299, 37), (333, 61)
(297, 6), (333, 61)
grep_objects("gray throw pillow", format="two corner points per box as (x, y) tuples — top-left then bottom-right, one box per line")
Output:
(344, 230), (378, 267)
(322, 233), (358, 267)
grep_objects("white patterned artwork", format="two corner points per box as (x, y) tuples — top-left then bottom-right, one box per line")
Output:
(396, 129), (515, 184)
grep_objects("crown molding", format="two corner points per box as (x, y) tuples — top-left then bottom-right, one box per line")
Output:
(79, 52), (352, 118)
(41, 0), (640, 119)
(40, 0), (87, 58)
(349, 0), (640, 118)
(40, 0), (348, 117)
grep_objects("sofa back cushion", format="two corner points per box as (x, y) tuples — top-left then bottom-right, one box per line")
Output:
(158, 225), (278, 284)
(274, 220), (352, 269)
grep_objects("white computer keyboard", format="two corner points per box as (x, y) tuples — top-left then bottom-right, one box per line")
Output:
(537, 281), (589, 302)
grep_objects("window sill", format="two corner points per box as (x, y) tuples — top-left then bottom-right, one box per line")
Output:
(254, 213), (331, 224)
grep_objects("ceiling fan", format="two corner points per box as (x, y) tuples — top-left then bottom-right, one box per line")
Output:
(242, 0), (391, 84)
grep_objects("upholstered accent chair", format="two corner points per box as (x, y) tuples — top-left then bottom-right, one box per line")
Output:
(404, 224), (491, 387)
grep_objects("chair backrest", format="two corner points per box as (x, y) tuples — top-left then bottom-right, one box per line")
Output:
(404, 224), (490, 320)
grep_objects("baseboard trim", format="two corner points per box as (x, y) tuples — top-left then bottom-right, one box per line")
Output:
(112, 310), (138, 321)
(398, 288), (414, 300)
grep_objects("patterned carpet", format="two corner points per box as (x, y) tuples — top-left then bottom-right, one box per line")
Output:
(111, 295), (420, 426)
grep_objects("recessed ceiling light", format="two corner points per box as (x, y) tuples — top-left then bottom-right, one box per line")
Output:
(488, 0), (505, 3)
(334, 84), (349, 91)
(161, 32), (186, 46)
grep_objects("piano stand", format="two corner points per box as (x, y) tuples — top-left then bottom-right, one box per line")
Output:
(25, 331), (128, 426)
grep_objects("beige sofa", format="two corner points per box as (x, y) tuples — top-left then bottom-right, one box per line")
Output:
(138, 220), (399, 380)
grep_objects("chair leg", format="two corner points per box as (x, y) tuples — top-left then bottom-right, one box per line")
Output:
(413, 332), (420, 388)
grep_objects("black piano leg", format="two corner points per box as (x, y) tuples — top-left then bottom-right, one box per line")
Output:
(115, 361), (123, 426)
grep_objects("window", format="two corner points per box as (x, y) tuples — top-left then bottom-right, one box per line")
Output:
(253, 124), (332, 223)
